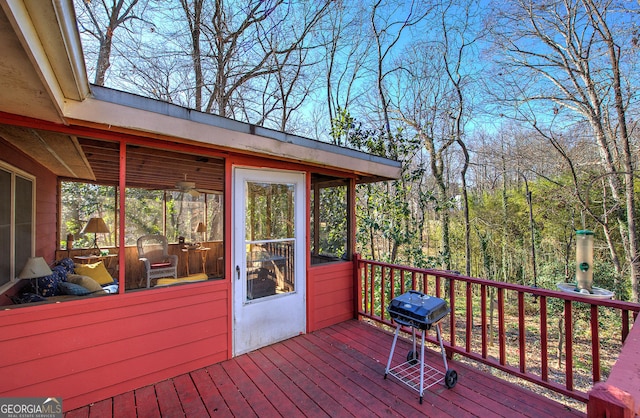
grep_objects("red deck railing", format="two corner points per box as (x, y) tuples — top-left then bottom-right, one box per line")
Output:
(355, 255), (640, 404)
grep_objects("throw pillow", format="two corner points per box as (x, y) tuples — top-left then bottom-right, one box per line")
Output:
(56, 257), (75, 275)
(31, 269), (62, 297)
(58, 282), (91, 296)
(74, 261), (114, 285)
(67, 274), (107, 294)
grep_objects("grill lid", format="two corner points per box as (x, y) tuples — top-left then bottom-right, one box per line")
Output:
(387, 290), (449, 329)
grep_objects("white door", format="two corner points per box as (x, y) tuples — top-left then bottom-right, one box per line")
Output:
(233, 167), (306, 355)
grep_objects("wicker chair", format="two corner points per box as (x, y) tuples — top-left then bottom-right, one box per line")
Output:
(137, 235), (178, 288)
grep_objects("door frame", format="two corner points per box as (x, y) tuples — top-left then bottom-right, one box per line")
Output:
(231, 166), (307, 356)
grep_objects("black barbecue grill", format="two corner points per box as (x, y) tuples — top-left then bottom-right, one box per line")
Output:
(384, 290), (457, 403)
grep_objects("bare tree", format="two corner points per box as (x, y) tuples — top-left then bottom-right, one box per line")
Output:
(439, 0), (484, 275)
(75, 0), (148, 85)
(370, 0), (431, 138)
(490, 0), (639, 300)
(319, 2), (374, 142)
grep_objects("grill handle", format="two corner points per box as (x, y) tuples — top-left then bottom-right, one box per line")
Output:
(389, 314), (414, 328)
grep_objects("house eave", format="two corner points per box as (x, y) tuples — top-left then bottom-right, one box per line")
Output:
(0, 0), (90, 122)
(63, 85), (402, 182)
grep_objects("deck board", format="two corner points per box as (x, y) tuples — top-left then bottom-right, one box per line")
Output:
(64, 320), (586, 417)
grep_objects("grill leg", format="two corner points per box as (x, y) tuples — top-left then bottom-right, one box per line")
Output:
(384, 324), (402, 377)
(437, 323), (449, 371)
(411, 327), (417, 361)
(419, 328), (425, 404)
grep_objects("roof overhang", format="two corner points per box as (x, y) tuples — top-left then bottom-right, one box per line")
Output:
(63, 86), (402, 182)
(0, 0), (90, 122)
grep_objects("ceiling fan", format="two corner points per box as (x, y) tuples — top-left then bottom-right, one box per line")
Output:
(173, 174), (200, 197)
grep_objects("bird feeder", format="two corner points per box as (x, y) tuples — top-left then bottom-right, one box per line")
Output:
(575, 230), (594, 292)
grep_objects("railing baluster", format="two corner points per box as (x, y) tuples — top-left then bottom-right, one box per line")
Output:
(449, 278), (456, 348)
(411, 271), (416, 291)
(481, 284), (487, 359)
(591, 304), (600, 383)
(369, 264), (375, 317)
(354, 254), (367, 318)
(381, 266), (386, 321)
(390, 268), (396, 304)
(518, 291), (525, 373)
(622, 309), (629, 343)
(498, 288), (505, 366)
(540, 295), (548, 382)
(565, 299), (573, 392)
(466, 282), (472, 353)
(435, 275), (441, 298)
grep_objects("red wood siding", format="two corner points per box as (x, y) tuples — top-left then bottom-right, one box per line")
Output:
(0, 138), (57, 263)
(308, 261), (354, 332)
(0, 280), (230, 412)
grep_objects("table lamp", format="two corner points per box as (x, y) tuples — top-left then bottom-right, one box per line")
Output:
(81, 217), (110, 252)
(18, 256), (53, 295)
(196, 222), (206, 245)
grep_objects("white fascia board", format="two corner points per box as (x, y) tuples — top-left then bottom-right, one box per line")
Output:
(1, 0), (90, 117)
(62, 94), (402, 180)
(49, 0), (91, 100)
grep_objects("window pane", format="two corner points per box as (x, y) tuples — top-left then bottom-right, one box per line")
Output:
(311, 180), (348, 264)
(125, 188), (163, 246)
(246, 240), (294, 300)
(0, 168), (10, 283)
(60, 182), (116, 248)
(245, 182), (294, 241)
(14, 176), (33, 274)
(205, 193), (223, 241)
(166, 191), (205, 244)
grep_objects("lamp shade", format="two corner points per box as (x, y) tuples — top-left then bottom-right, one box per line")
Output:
(196, 222), (206, 233)
(18, 257), (53, 279)
(81, 217), (110, 234)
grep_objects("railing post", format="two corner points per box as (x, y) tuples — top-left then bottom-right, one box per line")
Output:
(354, 253), (362, 318)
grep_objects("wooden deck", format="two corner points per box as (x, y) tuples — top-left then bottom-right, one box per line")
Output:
(64, 320), (586, 417)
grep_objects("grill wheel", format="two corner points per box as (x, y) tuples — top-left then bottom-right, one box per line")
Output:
(445, 369), (458, 388)
(406, 350), (419, 365)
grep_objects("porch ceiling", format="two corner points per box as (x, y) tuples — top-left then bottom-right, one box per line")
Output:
(80, 138), (225, 192)
(0, 124), (95, 179)
(0, 123), (224, 191)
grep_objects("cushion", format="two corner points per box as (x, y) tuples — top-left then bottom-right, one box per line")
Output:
(67, 274), (107, 294)
(31, 268), (65, 297)
(51, 265), (68, 282)
(74, 261), (114, 285)
(155, 274), (207, 287)
(101, 284), (119, 294)
(11, 292), (46, 304)
(58, 282), (91, 296)
(151, 262), (172, 268)
(56, 257), (75, 275)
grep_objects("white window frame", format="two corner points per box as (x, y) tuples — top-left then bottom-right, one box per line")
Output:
(0, 161), (36, 293)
